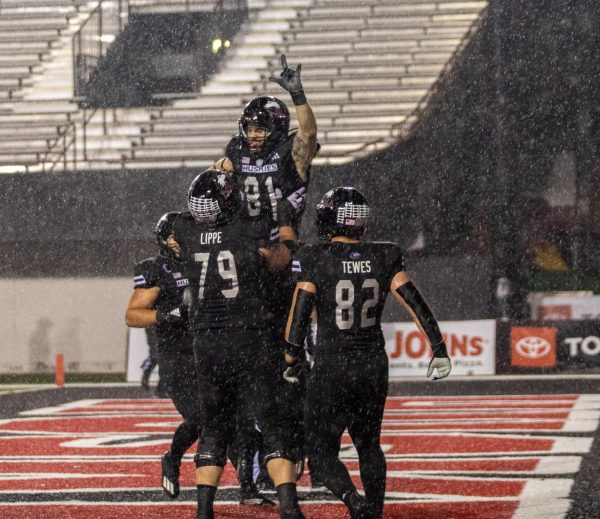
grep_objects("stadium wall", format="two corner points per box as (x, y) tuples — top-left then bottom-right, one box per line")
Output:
(0, 168), (492, 374)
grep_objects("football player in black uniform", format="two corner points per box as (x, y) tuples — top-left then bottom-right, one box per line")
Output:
(214, 53), (318, 259)
(125, 212), (200, 500)
(173, 169), (305, 519)
(214, 53), (319, 488)
(284, 187), (452, 519)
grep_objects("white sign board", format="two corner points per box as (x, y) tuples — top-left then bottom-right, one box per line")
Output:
(126, 328), (160, 383)
(382, 319), (496, 377)
(529, 292), (600, 321)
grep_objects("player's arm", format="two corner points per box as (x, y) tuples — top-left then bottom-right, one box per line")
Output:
(213, 157), (234, 174)
(291, 103), (318, 182)
(125, 287), (160, 327)
(125, 286), (187, 327)
(284, 281), (317, 364)
(390, 271), (452, 380)
(257, 226), (298, 271)
(269, 54), (318, 182)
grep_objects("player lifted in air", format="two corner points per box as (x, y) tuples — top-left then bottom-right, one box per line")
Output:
(214, 53), (319, 259)
(173, 169), (305, 519)
(284, 187), (452, 518)
(125, 212), (201, 499)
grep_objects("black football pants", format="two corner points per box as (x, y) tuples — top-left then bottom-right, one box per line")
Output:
(158, 349), (202, 461)
(193, 330), (290, 468)
(304, 349), (389, 514)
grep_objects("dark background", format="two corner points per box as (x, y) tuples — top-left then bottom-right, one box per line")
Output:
(2, 0), (599, 323)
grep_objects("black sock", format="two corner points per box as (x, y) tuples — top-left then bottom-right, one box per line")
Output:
(359, 445), (386, 514)
(196, 484), (216, 519)
(170, 420), (198, 462)
(276, 482), (300, 517)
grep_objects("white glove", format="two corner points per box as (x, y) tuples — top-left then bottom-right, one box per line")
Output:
(427, 357), (451, 380)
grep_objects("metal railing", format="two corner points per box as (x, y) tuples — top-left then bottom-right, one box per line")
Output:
(44, 0), (248, 172)
(40, 108), (99, 173)
(73, 0), (128, 99)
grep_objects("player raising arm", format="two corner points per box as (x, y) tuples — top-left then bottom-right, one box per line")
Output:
(284, 187), (451, 519)
(214, 54), (318, 265)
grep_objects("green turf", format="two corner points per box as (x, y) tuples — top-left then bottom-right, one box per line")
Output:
(0, 373), (127, 384)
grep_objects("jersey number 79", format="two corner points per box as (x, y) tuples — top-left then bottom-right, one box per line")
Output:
(194, 250), (239, 299)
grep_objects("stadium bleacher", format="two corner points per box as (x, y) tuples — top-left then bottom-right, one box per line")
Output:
(0, 0), (487, 172)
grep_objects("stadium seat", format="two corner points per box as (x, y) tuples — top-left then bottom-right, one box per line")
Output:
(0, 0), (487, 171)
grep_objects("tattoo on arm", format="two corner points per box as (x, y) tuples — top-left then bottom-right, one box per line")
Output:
(292, 134), (318, 180)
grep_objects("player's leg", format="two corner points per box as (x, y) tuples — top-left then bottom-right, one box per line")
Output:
(235, 412), (275, 505)
(304, 361), (350, 495)
(242, 331), (305, 519)
(347, 351), (389, 518)
(305, 359), (377, 518)
(158, 350), (201, 498)
(193, 339), (236, 519)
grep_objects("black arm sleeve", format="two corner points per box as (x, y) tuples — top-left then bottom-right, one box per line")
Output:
(285, 288), (316, 357)
(395, 281), (448, 358)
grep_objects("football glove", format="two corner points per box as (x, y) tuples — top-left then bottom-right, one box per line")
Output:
(426, 356), (452, 380)
(269, 54), (306, 105)
(286, 186), (307, 214)
(283, 359), (310, 385)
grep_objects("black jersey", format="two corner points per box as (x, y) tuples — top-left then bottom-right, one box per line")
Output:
(133, 255), (192, 353)
(292, 241), (405, 355)
(225, 131), (311, 242)
(173, 212), (273, 332)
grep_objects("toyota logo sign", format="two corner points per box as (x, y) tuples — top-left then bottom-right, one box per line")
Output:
(515, 336), (551, 358)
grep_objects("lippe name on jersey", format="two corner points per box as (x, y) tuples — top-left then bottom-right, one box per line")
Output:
(241, 163), (278, 174)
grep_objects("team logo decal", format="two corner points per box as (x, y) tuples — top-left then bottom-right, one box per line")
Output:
(511, 326), (557, 367)
(515, 336), (551, 358)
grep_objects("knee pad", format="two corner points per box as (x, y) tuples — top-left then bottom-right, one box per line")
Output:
(194, 435), (228, 468)
(263, 442), (296, 464)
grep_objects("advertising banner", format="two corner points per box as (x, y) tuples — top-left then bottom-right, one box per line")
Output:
(507, 321), (600, 371)
(529, 292), (600, 321)
(383, 319), (496, 377)
(126, 328), (159, 383)
(510, 326), (557, 368)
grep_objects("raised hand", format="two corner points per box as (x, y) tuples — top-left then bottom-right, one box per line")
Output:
(269, 54), (306, 105)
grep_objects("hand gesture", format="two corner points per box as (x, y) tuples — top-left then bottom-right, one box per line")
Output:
(283, 359), (309, 385)
(286, 186), (306, 214)
(427, 356), (452, 380)
(269, 54), (306, 105)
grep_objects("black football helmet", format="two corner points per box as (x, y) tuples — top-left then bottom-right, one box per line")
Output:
(239, 95), (290, 157)
(188, 168), (241, 225)
(316, 187), (370, 241)
(154, 211), (180, 258)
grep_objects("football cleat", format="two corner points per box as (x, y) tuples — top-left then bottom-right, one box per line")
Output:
(161, 451), (180, 498)
(344, 490), (380, 519)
